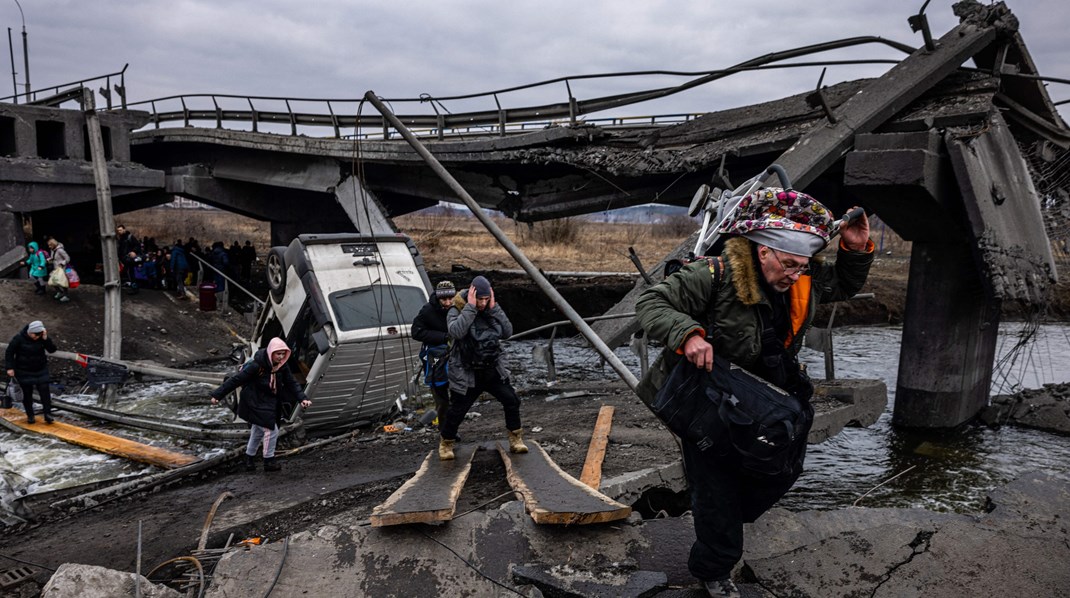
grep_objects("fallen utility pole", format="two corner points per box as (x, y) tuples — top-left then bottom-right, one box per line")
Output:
(83, 88), (122, 405)
(0, 345), (226, 385)
(364, 91), (639, 392)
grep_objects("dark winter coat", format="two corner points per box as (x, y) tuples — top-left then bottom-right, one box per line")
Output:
(446, 294), (513, 395)
(208, 246), (230, 289)
(209, 349), (308, 428)
(5, 326), (58, 385)
(635, 236), (874, 404)
(117, 231), (141, 259)
(411, 298), (451, 347)
(170, 245), (189, 272)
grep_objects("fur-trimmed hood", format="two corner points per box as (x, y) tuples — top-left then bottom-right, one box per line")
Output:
(723, 237), (761, 306)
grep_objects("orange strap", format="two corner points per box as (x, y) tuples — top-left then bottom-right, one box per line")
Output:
(785, 276), (811, 348)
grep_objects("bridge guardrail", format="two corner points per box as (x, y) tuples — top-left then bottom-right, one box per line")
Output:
(0, 65), (128, 108)
(119, 36), (920, 140)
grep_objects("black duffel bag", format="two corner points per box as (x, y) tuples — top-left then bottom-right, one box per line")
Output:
(651, 355), (813, 477)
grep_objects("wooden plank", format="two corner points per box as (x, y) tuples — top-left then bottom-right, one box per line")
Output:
(579, 406), (615, 489)
(0, 408), (199, 469)
(370, 444), (477, 527)
(498, 440), (631, 525)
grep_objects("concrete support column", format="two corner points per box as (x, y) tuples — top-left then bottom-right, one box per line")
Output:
(334, 175), (395, 235)
(893, 241), (1000, 428)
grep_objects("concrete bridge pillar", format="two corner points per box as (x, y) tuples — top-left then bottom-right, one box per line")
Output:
(893, 241), (999, 428)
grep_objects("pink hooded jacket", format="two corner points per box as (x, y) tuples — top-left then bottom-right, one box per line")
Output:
(266, 337), (291, 393)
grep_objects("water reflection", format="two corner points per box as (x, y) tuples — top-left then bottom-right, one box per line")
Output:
(788, 323), (1070, 512)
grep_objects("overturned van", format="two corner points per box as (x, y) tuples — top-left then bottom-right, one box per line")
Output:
(251, 233), (431, 434)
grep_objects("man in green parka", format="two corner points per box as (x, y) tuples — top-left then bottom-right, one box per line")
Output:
(636, 187), (873, 597)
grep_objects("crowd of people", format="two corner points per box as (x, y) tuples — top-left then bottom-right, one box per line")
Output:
(113, 224), (258, 297)
(18, 225), (260, 302)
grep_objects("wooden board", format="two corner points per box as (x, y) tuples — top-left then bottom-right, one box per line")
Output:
(370, 444), (477, 527)
(0, 408), (200, 469)
(579, 405), (615, 489)
(498, 440), (631, 525)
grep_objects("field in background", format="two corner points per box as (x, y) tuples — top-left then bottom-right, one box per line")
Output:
(119, 206), (271, 255)
(394, 210), (696, 273)
(119, 204), (916, 275)
(120, 205), (698, 274)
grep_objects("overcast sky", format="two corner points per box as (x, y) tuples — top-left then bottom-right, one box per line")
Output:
(2, 0), (1066, 126)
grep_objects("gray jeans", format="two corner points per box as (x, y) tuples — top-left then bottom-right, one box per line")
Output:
(246, 424), (279, 458)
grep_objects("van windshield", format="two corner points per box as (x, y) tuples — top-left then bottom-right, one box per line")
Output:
(328, 285), (426, 331)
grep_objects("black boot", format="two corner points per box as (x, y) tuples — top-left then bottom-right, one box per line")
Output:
(25, 412), (35, 424)
(244, 454), (257, 472)
(44, 414), (54, 424)
(263, 457), (281, 472)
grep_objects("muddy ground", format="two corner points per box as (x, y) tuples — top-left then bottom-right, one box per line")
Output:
(2, 378), (663, 594)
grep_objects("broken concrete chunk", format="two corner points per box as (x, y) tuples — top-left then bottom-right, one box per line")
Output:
(41, 563), (181, 598)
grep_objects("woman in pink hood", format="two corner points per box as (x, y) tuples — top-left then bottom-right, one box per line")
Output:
(210, 338), (311, 472)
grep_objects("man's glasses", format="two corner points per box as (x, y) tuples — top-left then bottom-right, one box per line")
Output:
(771, 250), (810, 276)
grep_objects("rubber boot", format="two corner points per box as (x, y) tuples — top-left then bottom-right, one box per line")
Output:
(244, 454), (257, 472)
(263, 457), (281, 472)
(508, 429), (529, 454)
(438, 438), (455, 461)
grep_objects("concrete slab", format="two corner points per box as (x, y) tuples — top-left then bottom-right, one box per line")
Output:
(205, 472), (1070, 596)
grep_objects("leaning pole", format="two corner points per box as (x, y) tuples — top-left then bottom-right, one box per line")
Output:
(83, 88), (122, 404)
(364, 91), (639, 392)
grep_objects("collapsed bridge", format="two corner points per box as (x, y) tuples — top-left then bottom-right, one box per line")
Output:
(0, 0), (1066, 429)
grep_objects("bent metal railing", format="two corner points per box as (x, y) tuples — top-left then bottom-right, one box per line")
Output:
(121, 36), (917, 140)
(0, 65), (128, 108)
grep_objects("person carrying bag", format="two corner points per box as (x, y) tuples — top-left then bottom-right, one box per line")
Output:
(47, 239), (73, 302)
(635, 186), (874, 597)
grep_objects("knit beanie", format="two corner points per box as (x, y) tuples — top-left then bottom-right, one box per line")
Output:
(471, 276), (492, 298)
(434, 280), (456, 299)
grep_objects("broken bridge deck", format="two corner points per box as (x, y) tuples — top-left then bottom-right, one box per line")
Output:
(370, 443), (478, 527)
(0, 408), (200, 469)
(499, 440), (632, 525)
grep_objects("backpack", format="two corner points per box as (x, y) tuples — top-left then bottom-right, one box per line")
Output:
(651, 355), (812, 477)
(459, 317), (502, 370)
(420, 344), (449, 387)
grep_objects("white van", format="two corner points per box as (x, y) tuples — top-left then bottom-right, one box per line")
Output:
(251, 233), (431, 434)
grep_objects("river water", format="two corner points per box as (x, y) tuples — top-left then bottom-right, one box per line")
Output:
(505, 322), (1070, 513)
(2, 323), (1069, 517)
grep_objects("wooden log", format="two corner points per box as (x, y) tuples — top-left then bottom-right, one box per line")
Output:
(370, 444), (477, 527)
(579, 405), (615, 489)
(498, 440), (631, 525)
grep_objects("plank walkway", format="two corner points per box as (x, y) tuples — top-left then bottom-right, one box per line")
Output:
(499, 440), (631, 525)
(370, 444), (477, 527)
(0, 408), (200, 469)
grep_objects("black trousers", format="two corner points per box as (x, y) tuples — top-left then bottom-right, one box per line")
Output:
(681, 440), (802, 581)
(431, 382), (451, 420)
(19, 381), (52, 418)
(440, 368), (521, 440)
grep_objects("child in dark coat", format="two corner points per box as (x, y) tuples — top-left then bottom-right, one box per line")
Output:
(210, 338), (311, 472)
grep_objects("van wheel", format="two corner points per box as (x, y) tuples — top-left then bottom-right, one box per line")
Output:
(266, 247), (287, 302)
